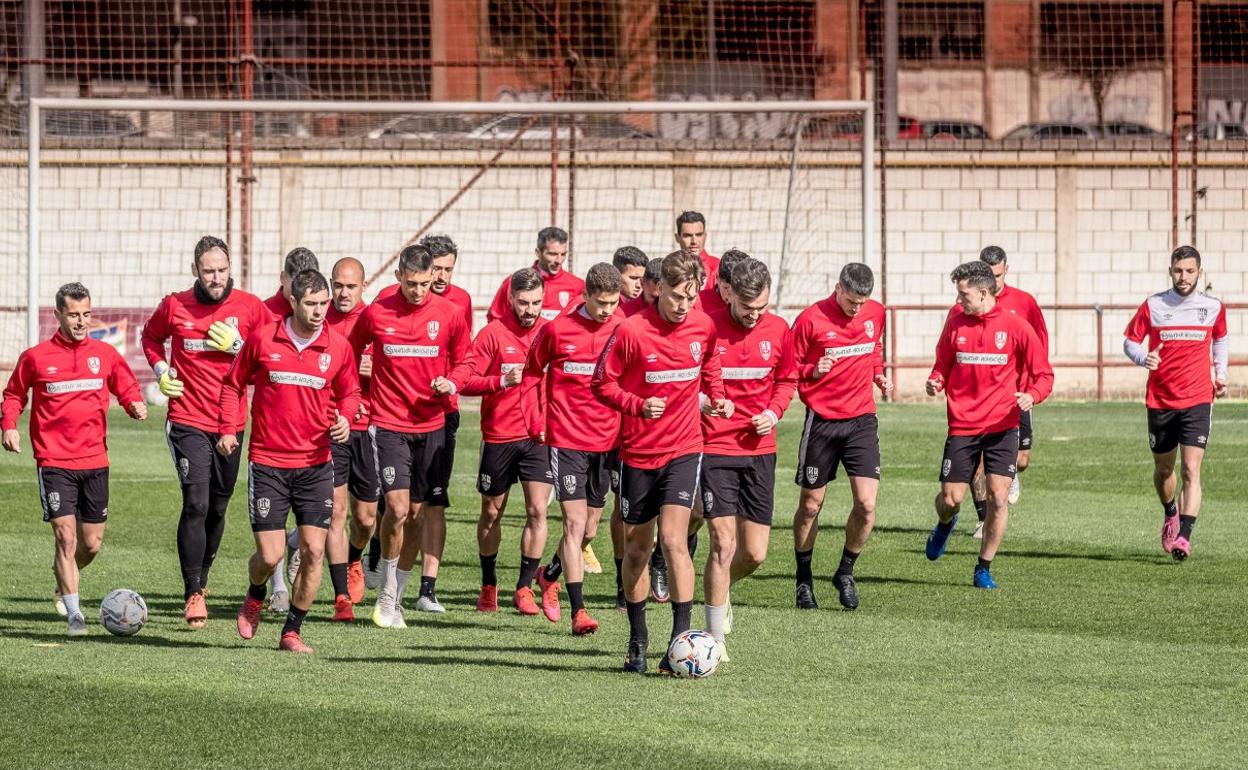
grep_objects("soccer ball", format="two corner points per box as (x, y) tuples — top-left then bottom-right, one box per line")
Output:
(100, 589), (148, 636)
(666, 629), (722, 679)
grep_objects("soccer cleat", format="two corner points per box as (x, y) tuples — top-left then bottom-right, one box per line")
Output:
(972, 521), (984, 539)
(476, 585), (499, 612)
(571, 608), (600, 636)
(266, 590), (290, 614)
(657, 653), (675, 676)
(973, 566), (999, 590)
(513, 587), (541, 616)
(623, 639), (648, 673)
(54, 591), (68, 618)
(537, 570), (562, 623)
(1161, 515), (1180, 554)
(925, 515), (958, 561)
(371, 587), (397, 628)
(833, 573), (860, 610)
(390, 602), (408, 629)
(724, 593), (734, 635)
(1008, 475), (1021, 505)
(66, 612), (88, 637)
(718, 641), (731, 663)
(415, 594), (446, 614)
(582, 544), (603, 574)
(278, 631), (314, 654)
(236, 595), (263, 640)
(364, 564), (382, 590)
(346, 561), (366, 605)
(184, 592), (208, 629)
(795, 582), (818, 610)
(615, 588), (626, 612)
(650, 562), (670, 604)
(1171, 536), (1191, 562)
(332, 595), (354, 623)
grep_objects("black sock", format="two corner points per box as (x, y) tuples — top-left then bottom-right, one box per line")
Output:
(517, 556), (541, 590)
(626, 599), (648, 643)
(671, 600), (692, 640)
(650, 542), (666, 570)
(1178, 515), (1196, 540)
(614, 558), (624, 591)
(795, 548), (814, 584)
(348, 543), (363, 563)
(568, 581), (585, 613)
(1163, 499), (1178, 519)
(281, 604), (308, 635)
(480, 553), (498, 587)
(247, 582), (267, 602)
(974, 498), (988, 523)
(836, 547), (860, 577)
(543, 554), (563, 582)
(977, 557), (992, 571)
(687, 532), (699, 558)
(328, 562), (348, 598)
(367, 535), (382, 571)
(936, 517), (956, 533)
(419, 576), (436, 598)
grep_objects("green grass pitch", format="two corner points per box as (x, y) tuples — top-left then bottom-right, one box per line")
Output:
(0, 402), (1245, 769)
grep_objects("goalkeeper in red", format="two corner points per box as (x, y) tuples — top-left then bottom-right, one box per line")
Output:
(924, 260), (1052, 589)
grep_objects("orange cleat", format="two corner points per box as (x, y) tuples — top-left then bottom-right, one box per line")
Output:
(332, 594), (355, 623)
(476, 585), (499, 612)
(346, 561), (366, 604)
(236, 595), (263, 640)
(513, 587), (540, 616)
(571, 608), (600, 636)
(278, 630), (314, 654)
(184, 592), (208, 629)
(537, 570), (562, 623)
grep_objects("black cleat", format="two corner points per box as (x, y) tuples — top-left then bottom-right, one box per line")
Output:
(795, 581), (818, 610)
(650, 564), (670, 604)
(832, 573), (859, 610)
(615, 587), (627, 611)
(657, 652), (675, 676)
(623, 639), (648, 673)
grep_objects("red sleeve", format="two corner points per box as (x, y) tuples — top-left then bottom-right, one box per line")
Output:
(348, 306), (372, 355)
(330, 342), (362, 425)
(1, 350), (33, 431)
(1214, 305), (1228, 339)
(486, 279), (508, 323)
(767, 326), (799, 418)
(218, 338), (257, 433)
(448, 308), (472, 370)
(521, 326), (554, 440)
(1028, 297), (1050, 355)
(1021, 324), (1054, 405)
(792, 315), (821, 381)
(1123, 302), (1151, 343)
(873, 310), (886, 378)
(449, 329), (502, 396)
(106, 347), (142, 405)
(141, 296), (172, 369)
(930, 317), (955, 384)
(592, 328), (644, 417)
(700, 324), (725, 402)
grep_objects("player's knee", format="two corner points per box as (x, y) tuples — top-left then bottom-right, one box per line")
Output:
(659, 531), (689, 560)
(1180, 462), (1201, 485)
(79, 533), (104, 557)
(1017, 455), (1030, 472)
(53, 526), (76, 553)
(710, 532), (736, 563)
(937, 490), (961, 510)
(739, 543), (767, 572)
(181, 486), (210, 521)
(796, 494), (823, 519)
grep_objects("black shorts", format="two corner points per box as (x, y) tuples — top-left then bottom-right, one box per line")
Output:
(550, 447), (612, 509)
(331, 429), (381, 503)
(701, 453), (776, 525)
(372, 425), (445, 503)
(795, 411), (881, 488)
(427, 410), (459, 508)
(606, 448), (621, 494)
(247, 461), (334, 532)
(619, 453), (702, 525)
(1148, 403), (1213, 454)
(477, 439), (552, 496)
(1019, 409), (1034, 451)
(38, 467), (109, 523)
(165, 420), (244, 496)
(940, 429), (1019, 483)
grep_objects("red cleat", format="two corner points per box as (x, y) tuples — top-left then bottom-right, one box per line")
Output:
(513, 587), (540, 616)
(571, 608), (600, 636)
(236, 595), (263, 640)
(537, 570), (562, 623)
(332, 594), (355, 623)
(476, 585), (499, 612)
(346, 561), (366, 605)
(278, 630), (314, 654)
(184, 592), (208, 629)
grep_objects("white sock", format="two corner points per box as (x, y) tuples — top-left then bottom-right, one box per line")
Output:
(396, 568), (412, 604)
(379, 557), (398, 601)
(286, 529), (300, 552)
(705, 603), (727, 643)
(62, 592), (82, 618)
(269, 561), (286, 593)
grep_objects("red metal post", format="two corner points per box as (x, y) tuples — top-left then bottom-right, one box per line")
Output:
(1170, 0), (1180, 250)
(1190, 0), (1199, 246)
(239, 0), (255, 290)
(1095, 304), (1105, 401)
(225, 0), (235, 244)
(549, 0), (560, 224)
(888, 305), (898, 398)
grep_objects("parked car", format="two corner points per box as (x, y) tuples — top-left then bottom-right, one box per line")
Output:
(365, 114), (475, 139)
(1001, 122), (1097, 139)
(5, 109), (141, 137)
(921, 120), (987, 140)
(800, 114), (922, 140)
(1100, 121), (1166, 138)
(1184, 122), (1248, 141)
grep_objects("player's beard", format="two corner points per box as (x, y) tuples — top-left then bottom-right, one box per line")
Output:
(1173, 281), (1196, 296)
(194, 277), (234, 304)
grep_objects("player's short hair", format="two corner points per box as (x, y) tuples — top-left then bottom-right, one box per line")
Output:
(730, 259), (771, 302)
(55, 282), (90, 311)
(291, 269), (329, 302)
(643, 258), (664, 284)
(950, 260), (998, 294)
(509, 267), (544, 294)
(718, 249), (751, 282)
(612, 246), (648, 272)
(420, 234), (458, 259)
(675, 210), (706, 231)
(660, 249), (705, 289)
(585, 263), (623, 295)
(979, 245), (1007, 266)
(194, 235), (229, 265)
(397, 244), (434, 275)
(283, 247), (318, 278)
(1171, 245), (1201, 267)
(536, 227), (568, 251)
(838, 263), (875, 297)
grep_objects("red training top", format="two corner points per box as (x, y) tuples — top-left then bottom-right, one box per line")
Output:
(325, 300), (371, 429)
(697, 285), (728, 316)
(946, 282), (1049, 355)
(701, 308), (797, 456)
(261, 290), (289, 323)
(620, 295), (650, 318)
(1124, 288), (1228, 410)
(447, 310), (546, 444)
(792, 297), (887, 421)
(486, 262), (584, 322)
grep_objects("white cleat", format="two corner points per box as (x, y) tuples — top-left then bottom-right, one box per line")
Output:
(972, 521), (984, 540)
(415, 595), (446, 614)
(724, 593), (734, 635)
(54, 592), (68, 617)
(66, 612), (88, 637)
(390, 602), (408, 629)
(1008, 475), (1021, 505)
(718, 640), (730, 663)
(372, 589), (397, 628)
(267, 590), (290, 614)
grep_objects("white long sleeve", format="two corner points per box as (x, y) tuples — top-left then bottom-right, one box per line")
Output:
(1212, 336), (1229, 381)
(1123, 338), (1149, 367)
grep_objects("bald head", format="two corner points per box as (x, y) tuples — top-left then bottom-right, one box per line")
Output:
(331, 257), (366, 314)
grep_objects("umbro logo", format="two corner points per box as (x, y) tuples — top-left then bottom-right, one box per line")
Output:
(268, 353), (282, 361)
(45, 366), (57, 375)
(646, 354), (657, 363)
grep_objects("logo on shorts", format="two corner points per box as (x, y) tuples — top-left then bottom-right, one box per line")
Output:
(178, 457), (189, 479)
(759, 340), (772, 360)
(87, 356), (100, 375)
(942, 459), (952, 478)
(427, 321), (440, 341)
(610, 470), (620, 488)
(995, 331), (1007, 350)
(47, 491), (61, 512)
(702, 489), (714, 513)
(100, 507), (107, 519)
(689, 342), (702, 362)
(1149, 433), (1157, 449)
(479, 473), (491, 490)
(256, 497), (271, 518)
(621, 497), (629, 515)
(563, 475), (577, 495)
(382, 466), (396, 485)
(875, 466), (881, 476)
(324, 498), (333, 508)
(1197, 435), (1207, 445)
(558, 291), (571, 308)
(865, 320), (875, 339)
(805, 467), (818, 485)
(1008, 464), (1017, 473)
(318, 353), (331, 373)
(678, 491), (690, 501)
(432, 487), (443, 496)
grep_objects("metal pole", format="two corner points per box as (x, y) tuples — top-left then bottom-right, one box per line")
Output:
(173, 0), (184, 99)
(27, 102), (41, 347)
(862, 101), (875, 269)
(1170, 0), (1180, 249)
(708, 0), (718, 96)
(1095, 304), (1104, 401)
(882, 0), (899, 141)
(1190, 0), (1199, 246)
(23, 0), (45, 102)
(550, 0), (560, 224)
(776, 116), (807, 310)
(240, 0), (255, 290)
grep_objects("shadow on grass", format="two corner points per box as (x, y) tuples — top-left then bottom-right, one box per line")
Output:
(898, 547), (1162, 565)
(324, 653), (611, 673)
(0, 626), (231, 649)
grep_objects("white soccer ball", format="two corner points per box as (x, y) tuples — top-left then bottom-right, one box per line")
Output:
(100, 589), (148, 636)
(143, 381), (168, 407)
(666, 629), (722, 679)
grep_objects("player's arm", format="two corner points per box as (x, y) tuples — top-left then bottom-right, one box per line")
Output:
(872, 309), (893, 394)
(485, 279), (508, 324)
(141, 297), (184, 397)
(1028, 297), (1051, 357)
(1122, 301), (1157, 369)
(792, 315), (825, 380)
(1, 351), (33, 452)
(592, 329), (645, 416)
(446, 331), (505, 396)
(105, 348), (147, 421)
(699, 327), (729, 417)
(1212, 305), (1229, 397)
(765, 327), (799, 421)
(328, 342), (363, 443)
(927, 319), (954, 395)
(520, 327), (554, 441)
(216, 339), (257, 453)
(1016, 324), (1054, 409)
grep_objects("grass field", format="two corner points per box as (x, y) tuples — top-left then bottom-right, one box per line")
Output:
(1, 401), (1245, 769)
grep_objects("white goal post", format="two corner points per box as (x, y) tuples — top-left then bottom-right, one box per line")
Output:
(24, 97), (874, 347)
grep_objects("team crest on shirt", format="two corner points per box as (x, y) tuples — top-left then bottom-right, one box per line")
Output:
(427, 321), (440, 341)
(226, 316), (239, 327)
(942, 459), (952, 478)
(865, 320), (875, 339)
(255, 497), (271, 518)
(689, 341), (703, 362)
(563, 475), (577, 495)
(1197, 308), (1209, 323)
(382, 466), (396, 485)
(759, 341), (773, 360)
(805, 467), (818, 485)
(47, 491), (61, 513)
(87, 356), (100, 374)
(995, 332), (1007, 350)
(558, 291), (571, 307)
(318, 353), (332, 373)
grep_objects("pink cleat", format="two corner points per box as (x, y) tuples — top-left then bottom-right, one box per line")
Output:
(236, 595), (263, 640)
(1161, 516), (1179, 554)
(1171, 536), (1191, 562)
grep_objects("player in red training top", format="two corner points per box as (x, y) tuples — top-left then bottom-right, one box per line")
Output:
(924, 261), (1053, 590)
(486, 227), (584, 322)
(1123, 245), (1228, 561)
(698, 258), (797, 657)
(520, 263), (625, 636)
(3, 282), (147, 637)
(620, 255), (663, 319)
(350, 244), (470, 629)
(790, 263), (893, 612)
(593, 250), (730, 675)
(675, 210), (719, 291)
(219, 269), (361, 654)
(696, 248), (750, 317)
(434, 268), (552, 615)
(141, 236), (268, 628)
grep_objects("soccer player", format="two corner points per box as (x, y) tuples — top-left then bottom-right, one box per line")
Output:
(1123, 245), (1228, 561)
(434, 268), (553, 616)
(2, 282), (147, 636)
(141, 236), (268, 627)
(521, 263), (625, 635)
(675, 210), (719, 291)
(486, 227), (584, 322)
(593, 250), (730, 674)
(614, 246), (648, 306)
(790, 263), (892, 611)
(696, 248), (751, 316)
(350, 244), (470, 628)
(220, 269), (361, 653)
(700, 259), (796, 657)
(924, 261), (1053, 589)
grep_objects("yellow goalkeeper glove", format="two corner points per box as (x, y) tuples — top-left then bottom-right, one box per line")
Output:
(207, 321), (244, 355)
(154, 362), (184, 398)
